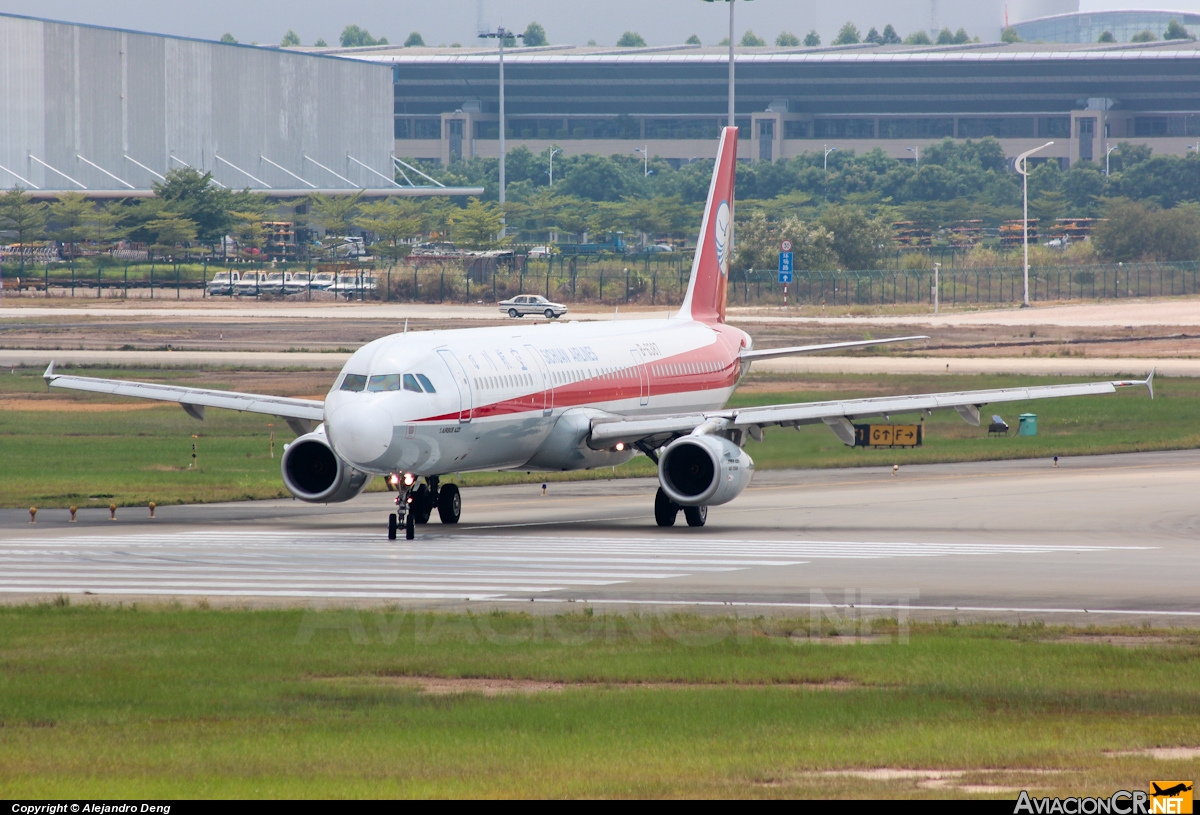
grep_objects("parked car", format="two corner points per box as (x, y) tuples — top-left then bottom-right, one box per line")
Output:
(233, 272), (265, 296)
(641, 243), (674, 253)
(258, 272), (293, 294)
(329, 273), (377, 299)
(498, 294), (568, 319)
(205, 271), (240, 296)
(526, 245), (554, 257)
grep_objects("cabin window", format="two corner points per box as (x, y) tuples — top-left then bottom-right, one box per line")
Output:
(368, 374), (402, 392)
(416, 374), (436, 393)
(403, 374), (422, 393)
(340, 374), (368, 392)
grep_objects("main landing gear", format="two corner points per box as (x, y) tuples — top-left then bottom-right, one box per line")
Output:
(654, 487), (707, 528)
(388, 475), (461, 540)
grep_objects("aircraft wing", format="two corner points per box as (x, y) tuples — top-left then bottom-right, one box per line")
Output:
(589, 372), (1154, 449)
(44, 363), (324, 433)
(739, 335), (928, 362)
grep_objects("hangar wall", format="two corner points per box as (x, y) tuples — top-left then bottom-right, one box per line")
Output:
(0, 14), (394, 192)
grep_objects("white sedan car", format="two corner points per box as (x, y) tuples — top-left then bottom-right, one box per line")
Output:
(498, 294), (568, 319)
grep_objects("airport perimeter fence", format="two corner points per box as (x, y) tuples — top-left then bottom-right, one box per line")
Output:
(3, 255), (1200, 307)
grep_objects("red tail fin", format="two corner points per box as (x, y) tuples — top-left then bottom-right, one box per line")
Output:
(678, 126), (738, 324)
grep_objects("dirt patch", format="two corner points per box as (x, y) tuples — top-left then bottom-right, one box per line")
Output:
(0, 398), (162, 412)
(320, 676), (863, 695)
(813, 768), (1056, 793)
(1055, 636), (1187, 648)
(1107, 747), (1200, 760)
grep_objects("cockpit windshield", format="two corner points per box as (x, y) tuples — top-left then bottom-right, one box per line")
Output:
(339, 374), (367, 392)
(341, 372), (437, 394)
(368, 374), (401, 392)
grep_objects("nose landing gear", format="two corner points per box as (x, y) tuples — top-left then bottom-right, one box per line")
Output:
(387, 475), (457, 540)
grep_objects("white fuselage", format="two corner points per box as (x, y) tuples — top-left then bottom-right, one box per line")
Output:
(321, 317), (752, 476)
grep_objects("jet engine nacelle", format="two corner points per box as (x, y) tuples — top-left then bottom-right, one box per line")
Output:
(658, 434), (754, 507)
(281, 425), (373, 503)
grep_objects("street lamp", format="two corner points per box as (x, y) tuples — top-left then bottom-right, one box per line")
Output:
(703, 0), (751, 129)
(907, 146), (919, 167)
(1106, 145), (1117, 176)
(1015, 141), (1054, 308)
(548, 147), (561, 185)
(824, 145), (837, 171)
(634, 146), (650, 177)
(479, 27), (523, 237)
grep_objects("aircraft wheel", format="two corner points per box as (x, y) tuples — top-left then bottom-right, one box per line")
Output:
(509, 308), (520, 318)
(438, 483), (461, 524)
(654, 487), (678, 527)
(544, 308), (555, 319)
(405, 510), (416, 540)
(387, 513), (398, 540)
(412, 484), (432, 524)
(684, 505), (707, 528)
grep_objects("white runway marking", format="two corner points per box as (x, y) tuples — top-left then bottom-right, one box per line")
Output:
(0, 531), (1152, 600)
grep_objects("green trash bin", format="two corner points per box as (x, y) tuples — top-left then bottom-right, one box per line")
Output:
(1018, 413), (1038, 436)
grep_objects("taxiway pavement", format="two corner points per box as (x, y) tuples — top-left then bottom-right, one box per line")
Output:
(3, 451), (1197, 625)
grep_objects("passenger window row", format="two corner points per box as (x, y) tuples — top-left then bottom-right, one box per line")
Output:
(651, 361), (720, 377)
(474, 373), (534, 391)
(339, 373), (436, 393)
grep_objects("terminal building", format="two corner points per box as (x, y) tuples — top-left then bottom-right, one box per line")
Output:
(361, 37), (1200, 170)
(1012, 9), (1200, 43)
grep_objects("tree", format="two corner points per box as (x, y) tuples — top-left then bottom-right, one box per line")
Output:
(686, 34), (701, 45)
(523, 22), (548, 47)
(452, 198), (505, 249)
(1097, 30), (1116, 43)
(404, 31), (425, 47)
(341, 25), (386, 48)
(1131, 30), (1157, 43)
(220, 33), (237, 44)
(953, 28), (970, 44)
(314, 38), (328, 47)
(803, 31), (821, 47)
(935, 28), (955, 45)
(1164, 19), (1193, 40)
(0, 187), (47, 278)
(616, 31), (646, 47)
(144, 215), (198, 259)
(1000, 27), (1021, 43)
(1091, 199), (1200, 262)
(905, 30), (933, 45)
(833, 22), (860, 45)
(1063, 164), (1105, 213)
(864, 27), (882, 44)
(734, 210), (835, 273)
(309, 192), (364, 237)
(152, 168), (235, 248)
(819, 205), (890, 269)
(230, 211), (266, 256)
(775, 31), (800, 47)
(48, 192), (96, 259)
(280, 30), (301, 47)
(880, 24), (902, 44)
(740, 30), (766, 47)
(354, 200), (423, 259)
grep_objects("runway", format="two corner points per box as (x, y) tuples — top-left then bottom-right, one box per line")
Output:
(4, 450), (1199, 624)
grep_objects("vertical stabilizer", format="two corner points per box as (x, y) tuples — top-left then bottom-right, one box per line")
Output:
(677, 126), (738, 324)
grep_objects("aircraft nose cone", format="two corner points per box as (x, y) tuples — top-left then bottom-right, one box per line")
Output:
(327, 402), (393, 465)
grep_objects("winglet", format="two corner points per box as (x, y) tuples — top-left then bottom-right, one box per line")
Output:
(1146, 368), (1155, 400)
(43, 361), (56, 390)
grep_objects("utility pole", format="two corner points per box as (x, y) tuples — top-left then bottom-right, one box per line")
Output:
(479, 27), (523, 237)
(703, 0), (751, 128)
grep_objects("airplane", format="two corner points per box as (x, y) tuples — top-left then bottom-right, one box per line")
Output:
(43, 126), (1155, 540)
(1151, 783), (1193, 797)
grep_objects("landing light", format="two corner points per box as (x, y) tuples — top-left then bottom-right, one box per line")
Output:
(615, 442), (626, 452)
(389, 474), (400, 486)
(403, 472), (416, 487)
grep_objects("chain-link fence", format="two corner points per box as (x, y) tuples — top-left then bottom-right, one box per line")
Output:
(4, 255), (1200, 306)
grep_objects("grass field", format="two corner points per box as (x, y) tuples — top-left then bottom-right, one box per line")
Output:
(0, 604), (1197, 798)
(2, 366), (1195, 508)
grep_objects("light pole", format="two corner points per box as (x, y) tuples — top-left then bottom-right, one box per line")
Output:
(479, 27), (523, 237)
(703, 0), (750, 129)
(635, 146), (650, 176)
(548, 147), (560, 185)
(824, 144), (837, 172)
(1015, 141), (1054, 308)
(933, 262), (940, 314)
(1189, 144), (1200, 155)
(1106, 145), (1117, 176)
(907, 146), (919, 167)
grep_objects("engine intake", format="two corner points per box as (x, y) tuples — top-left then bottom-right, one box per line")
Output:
(281, 426), (373, 503)
(658, 434), (754, 507)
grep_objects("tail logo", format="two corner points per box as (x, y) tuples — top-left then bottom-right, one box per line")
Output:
(714, 200), (731, 278)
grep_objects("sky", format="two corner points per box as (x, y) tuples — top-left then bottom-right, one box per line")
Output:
(2, 0), (1200, 47)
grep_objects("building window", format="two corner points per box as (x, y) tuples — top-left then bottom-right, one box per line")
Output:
(644, 118), (722, 139)
(878, 118), (954, 139)
(784, 120), (811, 139)
(395, 118), (442, 139)
(474, 121), (499, 139)
(566, 117), (641, 139)
(508, 119), (568, 139)
(814, 118), (875, 139)
(1038, 117), (1071, 138)
(957, 118), (1035, 139)
(1133, 117), (1169, 137)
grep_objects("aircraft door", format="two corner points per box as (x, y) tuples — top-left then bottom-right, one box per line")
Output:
(437, 349), (473, 423)
(524, 344), (554, 416)
(630, 349), (650, 407)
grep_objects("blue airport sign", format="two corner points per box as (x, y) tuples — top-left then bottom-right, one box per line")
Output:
(778, 251), (793, 283)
